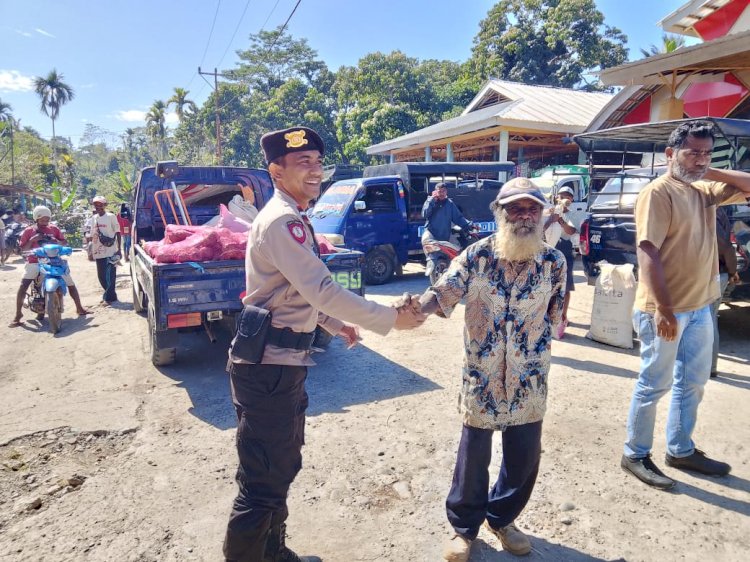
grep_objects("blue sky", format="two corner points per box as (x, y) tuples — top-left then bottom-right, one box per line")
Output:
(0, 0), (695, 146)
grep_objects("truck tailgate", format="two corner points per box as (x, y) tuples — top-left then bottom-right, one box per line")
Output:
(155, 260), (246, 315)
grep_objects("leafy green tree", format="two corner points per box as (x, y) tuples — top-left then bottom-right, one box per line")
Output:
(33, 69), (75, 149)
(233, 27), (329, 92)
(640, 34), (686, 58)
(0, 98), (12, 122)
(168, 87), (198, 121)
(145, 100), (168, 158)
(468, 0), (628, 89)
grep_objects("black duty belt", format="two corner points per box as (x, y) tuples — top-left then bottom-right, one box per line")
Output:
(266, 326), (316, 351)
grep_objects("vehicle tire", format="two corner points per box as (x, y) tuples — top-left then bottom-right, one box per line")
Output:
(313, 327), (334, 349)
(429, 257), (450, 286)
(132, 280), (145, 314)
(148, 306), (176, 366)
(364, 248), (394, 285)
(46, 290), (62, 334)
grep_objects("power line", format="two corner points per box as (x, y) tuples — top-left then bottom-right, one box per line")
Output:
(183, 0), (222, 92)
(199, 0), (223, 68)
(216, 0), (254, 69)
(216, 0), (305, 111)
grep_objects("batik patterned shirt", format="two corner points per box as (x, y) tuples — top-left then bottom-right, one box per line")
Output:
(432, 235), (566, 430)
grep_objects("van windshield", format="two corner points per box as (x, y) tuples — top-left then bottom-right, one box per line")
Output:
(310, 183), (361, 218)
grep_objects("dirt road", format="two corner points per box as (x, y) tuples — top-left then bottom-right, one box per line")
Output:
(1, 251), (748, 561)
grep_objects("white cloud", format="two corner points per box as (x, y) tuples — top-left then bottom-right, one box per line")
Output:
(113, 109), (180, 126)
(114, 109), (147, 122)
(14, 29), (32, 37)
(0, 70), (34, 92)
(35, 28), (56, 38)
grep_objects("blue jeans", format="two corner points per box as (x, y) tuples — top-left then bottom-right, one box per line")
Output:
(624, 306), (712, 459)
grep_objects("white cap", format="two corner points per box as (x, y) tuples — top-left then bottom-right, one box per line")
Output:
(32, 206), (52, 220)
(92, 195), (107, 204)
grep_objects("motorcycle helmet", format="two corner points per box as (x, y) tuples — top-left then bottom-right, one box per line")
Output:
(32, 206), (52, 221)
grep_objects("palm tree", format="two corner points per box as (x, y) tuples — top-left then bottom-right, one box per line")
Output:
(640, 34), (687, 58)
(167, 87), (198, 121)
(33, 69), (75, 148)
(0, 98), (13, 123)
(146, 100), (167, 157)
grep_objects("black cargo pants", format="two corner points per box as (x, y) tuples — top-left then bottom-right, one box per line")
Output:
(223, 363), (309, 562)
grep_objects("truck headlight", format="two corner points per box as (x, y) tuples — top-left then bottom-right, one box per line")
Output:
(320, 233), (345, 246)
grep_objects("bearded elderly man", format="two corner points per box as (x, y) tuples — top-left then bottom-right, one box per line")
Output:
(621, 121), (750, 490)
(409, 178), (566, 561)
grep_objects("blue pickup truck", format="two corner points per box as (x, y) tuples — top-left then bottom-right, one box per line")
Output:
(130, 163), (364, 366)
(309, 161), (515, 284)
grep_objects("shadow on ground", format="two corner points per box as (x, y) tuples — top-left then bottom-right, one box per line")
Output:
(471, 536), (623, 561)
(153, 324), (440, 430)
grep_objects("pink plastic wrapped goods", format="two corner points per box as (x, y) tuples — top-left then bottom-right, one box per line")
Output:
(154, 228), (221, 263)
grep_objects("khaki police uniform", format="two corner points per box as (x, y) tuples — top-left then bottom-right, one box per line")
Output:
(224, 164), (396, 561)
(235, 189), (395, 366)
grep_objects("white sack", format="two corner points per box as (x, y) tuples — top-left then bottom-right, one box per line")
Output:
(586, 262), (637, 349)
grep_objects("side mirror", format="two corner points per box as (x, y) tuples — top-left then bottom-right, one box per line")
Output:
(156, 161), (179, 179)
(354, 200), (366, 212)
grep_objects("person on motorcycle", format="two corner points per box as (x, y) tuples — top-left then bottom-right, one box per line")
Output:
(422, 183), (472, 241)
(422, 183), (474, 273)
(9, 206), (90, 327)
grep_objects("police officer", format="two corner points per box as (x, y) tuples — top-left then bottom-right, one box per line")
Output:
(224, 126), (425, 562)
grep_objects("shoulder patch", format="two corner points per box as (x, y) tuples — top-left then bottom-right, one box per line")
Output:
(286, 220), (307, 244)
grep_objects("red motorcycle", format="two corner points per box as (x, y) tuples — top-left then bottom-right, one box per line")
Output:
(422, 225), (480, 285)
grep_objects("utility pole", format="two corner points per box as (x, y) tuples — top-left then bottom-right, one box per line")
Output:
(198, 67), (228, 164)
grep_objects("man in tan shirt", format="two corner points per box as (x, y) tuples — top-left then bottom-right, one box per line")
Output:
(621, 121), (750, 490)
(223, 126), (425, 562)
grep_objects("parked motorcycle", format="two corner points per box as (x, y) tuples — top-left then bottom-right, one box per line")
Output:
(25, 244), (73, 334)
(422, 225), (480, 285)
(3, 221), (25, 262)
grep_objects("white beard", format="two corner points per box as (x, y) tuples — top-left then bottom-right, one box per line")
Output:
(493, 211), (544, 262)
(671, 159), (707, 184)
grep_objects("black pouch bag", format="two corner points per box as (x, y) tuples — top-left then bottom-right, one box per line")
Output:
(229, 305), (271, 363)
(97, 226), (116, 247)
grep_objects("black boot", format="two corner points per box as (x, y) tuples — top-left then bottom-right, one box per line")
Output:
(266, 523), (321, 562)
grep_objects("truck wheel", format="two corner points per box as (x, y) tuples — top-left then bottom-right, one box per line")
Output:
(313, 327), (333, 349)
(148, 306), (176, 366)
(130, 263), (146, 315)
(429, 257), (450, 285)
(364, 249), (394, 285)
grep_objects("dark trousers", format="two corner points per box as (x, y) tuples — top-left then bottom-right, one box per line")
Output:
(95, 257), (118, 302)
(224, 363), (309, 562)
(446, 421), (543, 540)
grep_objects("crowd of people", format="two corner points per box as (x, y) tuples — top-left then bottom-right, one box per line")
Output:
(2, 120), (748, 562)
(5, 195), (133, 328)
(222, 121), (750, 562)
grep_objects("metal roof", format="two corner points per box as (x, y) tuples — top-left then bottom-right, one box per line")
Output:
(573, 117), (750, 153)
(366, 80), (612, 155)
(598, 29), (750, 86)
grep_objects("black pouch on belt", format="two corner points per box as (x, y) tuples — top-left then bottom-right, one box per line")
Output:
(229, 305), (271, 363)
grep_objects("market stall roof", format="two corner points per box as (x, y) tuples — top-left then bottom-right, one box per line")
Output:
(659, 0), (739, 37)
(598, 29), (750, 86)
(573, 117), (750, 153)
(0, 184), (50, 199)
(366, 80), (611, 155)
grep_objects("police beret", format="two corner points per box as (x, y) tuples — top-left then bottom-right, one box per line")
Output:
(260, 126), (325, 163)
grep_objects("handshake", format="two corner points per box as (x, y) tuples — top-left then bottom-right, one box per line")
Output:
(392, 291), (428, 330)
